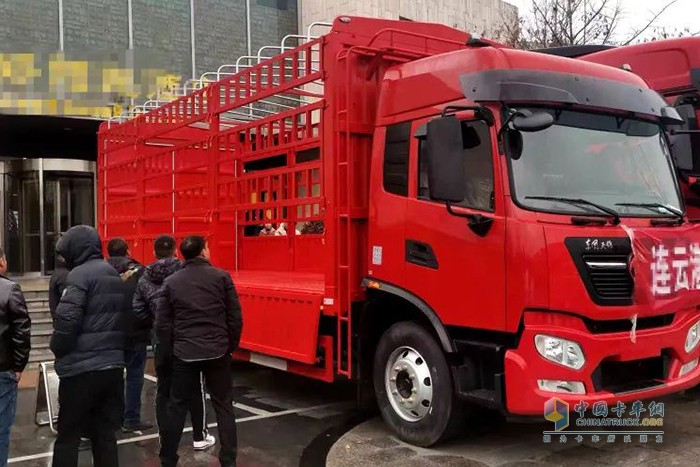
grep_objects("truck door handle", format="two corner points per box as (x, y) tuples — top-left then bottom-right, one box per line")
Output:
(405, 240), (439, 269)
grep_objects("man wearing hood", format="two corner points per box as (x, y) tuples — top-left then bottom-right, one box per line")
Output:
(132, 235), (215, 451)
(105, 238), (152, 433)
(50, 225), (126, 467)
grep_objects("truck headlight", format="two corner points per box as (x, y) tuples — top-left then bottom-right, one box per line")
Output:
(535, 335), (585, 370)
(685, 321), (700, 353)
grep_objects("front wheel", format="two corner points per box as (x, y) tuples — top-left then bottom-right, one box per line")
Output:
(373, 321), (465, 447)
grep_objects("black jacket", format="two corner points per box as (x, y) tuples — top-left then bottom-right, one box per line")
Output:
(0, 276), (31, 373)
(155, 257), (242, 361)
(50, 225), (126, 378)
(132, 257), (182, 344)
(48, 257), (68, 319)
(106, 256), (147, 348)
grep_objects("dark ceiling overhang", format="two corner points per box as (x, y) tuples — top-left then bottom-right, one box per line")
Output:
(0, 114), (102, 161)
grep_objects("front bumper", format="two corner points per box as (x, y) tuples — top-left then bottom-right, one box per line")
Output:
(505, 309), (700, 415)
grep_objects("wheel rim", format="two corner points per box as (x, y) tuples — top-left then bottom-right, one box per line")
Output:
(384, 346), (433, 422)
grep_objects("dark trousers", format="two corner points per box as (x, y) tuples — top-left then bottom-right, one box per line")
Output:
(160, 356), (237, 467)
(154, 346), (208, 442)
(124, 347), (147, 426)
(52, 368), (124, 467)
(0, 371), (18, 466)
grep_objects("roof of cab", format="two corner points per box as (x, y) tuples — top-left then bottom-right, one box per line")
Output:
(378, 45), (652, 119)
(581, 37), (700, 94)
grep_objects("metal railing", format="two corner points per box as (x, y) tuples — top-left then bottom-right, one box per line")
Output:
(108, 21), (332, 127)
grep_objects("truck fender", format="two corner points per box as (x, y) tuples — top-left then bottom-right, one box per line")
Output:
(361, 278), (457, 354)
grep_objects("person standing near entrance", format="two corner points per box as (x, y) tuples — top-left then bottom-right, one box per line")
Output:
(0, 246), (31, 466)
(156, 236), (242, 467)
(50, 225), (125, 467)
(132, 235), (215, 450)
(105, 238), (152, 433)
(48, 253), (68, 319)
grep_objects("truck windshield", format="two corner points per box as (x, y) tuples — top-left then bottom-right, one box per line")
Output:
(510, 108), (682, 218)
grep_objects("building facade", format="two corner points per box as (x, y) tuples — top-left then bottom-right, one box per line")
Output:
(0, 0), (299, 276)
(300, 0), (517, 39)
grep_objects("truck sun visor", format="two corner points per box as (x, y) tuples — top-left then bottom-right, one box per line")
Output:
(460, 69), (683, 124)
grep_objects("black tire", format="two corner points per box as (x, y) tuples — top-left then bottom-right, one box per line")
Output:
(373, 321), (465, 447)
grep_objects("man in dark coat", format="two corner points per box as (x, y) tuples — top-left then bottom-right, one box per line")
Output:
(105, 238), (152, 433)
(0, 246), (31, 466)
(156, 236), (242, 467)
(50, 225), (126, 467)
(48, 254), (68, 319)
(132, 235), (214, 450)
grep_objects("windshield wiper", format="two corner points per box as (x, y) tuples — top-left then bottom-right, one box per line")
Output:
(615, 203), (684, 225)
(525, 196), (621, 225)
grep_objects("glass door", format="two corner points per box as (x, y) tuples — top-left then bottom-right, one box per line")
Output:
(43, 173), (95, 274)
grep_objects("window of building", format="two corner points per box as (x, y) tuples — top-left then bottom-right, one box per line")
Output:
(383, 122), (412, 196)
(418, 120), (495, 211)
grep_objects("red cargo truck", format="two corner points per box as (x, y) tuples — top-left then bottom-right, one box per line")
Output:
(541, 38), (700, 217)
(98, 17), (700, 446)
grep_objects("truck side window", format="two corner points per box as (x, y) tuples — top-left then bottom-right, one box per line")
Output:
(418, 120), (495, 212)
(383, 122), (412, 196)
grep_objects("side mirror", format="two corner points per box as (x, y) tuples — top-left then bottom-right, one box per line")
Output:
(426, 116), (466, 203)
(669, 104), (699, 173)
(511, 111), (555, 132)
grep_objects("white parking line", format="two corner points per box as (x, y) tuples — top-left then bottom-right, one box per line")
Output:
(7, 401), (349, 464)
(232, 402), (270, 416)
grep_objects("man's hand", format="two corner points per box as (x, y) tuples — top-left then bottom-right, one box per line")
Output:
(14, 372), (21, 382)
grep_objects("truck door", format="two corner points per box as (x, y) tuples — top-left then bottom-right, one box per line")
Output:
(403, 118), (507, 331)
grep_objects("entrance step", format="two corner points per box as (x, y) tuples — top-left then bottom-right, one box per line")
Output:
(13, 278), (54, 367)
(26, 297), (50, 310)
(22, 290), (49, 301)
(30, 334), (51, 347)
(32, 324), (54, 335)
(15, 278), (50, 293)
(28, 307), (51, 321)
(29, 348), (55, 364)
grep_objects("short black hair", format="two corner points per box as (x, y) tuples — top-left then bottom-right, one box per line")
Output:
(154, 235), (176, 259)
(107, 238), (129, 257)
(180, 236), (206, 260)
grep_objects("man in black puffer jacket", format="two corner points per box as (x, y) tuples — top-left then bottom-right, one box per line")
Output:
(133, 235), (214, 451)
(50, 225), (125, 467)
(105, 238), (152, 433)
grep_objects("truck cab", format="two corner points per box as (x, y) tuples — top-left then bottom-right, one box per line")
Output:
(365, 44), (700, 445)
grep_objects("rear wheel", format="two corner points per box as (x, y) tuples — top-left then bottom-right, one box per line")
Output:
(373, 321), (465, 447)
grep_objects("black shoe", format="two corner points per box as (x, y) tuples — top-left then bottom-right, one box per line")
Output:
(122, 421), (154, 433)
(78, 438), (91, 451)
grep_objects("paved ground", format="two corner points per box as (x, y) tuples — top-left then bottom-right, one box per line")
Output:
(8, 361), (357, 466)
(11, 360), (700, 466)
(327, 388), (700, 467)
